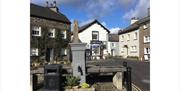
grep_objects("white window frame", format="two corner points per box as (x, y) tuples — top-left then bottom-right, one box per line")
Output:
(130, 46), (137, 52)
(112, 43), (115, 47)
(121, 35), (124, 42)
(31, 48), (38, 56)
(32, 26), (41, 36)
(92, 31), (99, 40)
(61, 30), (67, 39)
(144, 48), (150, 54)
(127, 34), (130, 41)
(133, 32), (137, 40)
(144, 36), (150, 43)
(143, 24), (148, 29)
(121, 48), (124, 53)
(48, 28), (55, 38)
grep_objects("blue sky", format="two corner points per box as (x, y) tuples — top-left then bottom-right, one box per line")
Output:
(31, 0), (149, 33)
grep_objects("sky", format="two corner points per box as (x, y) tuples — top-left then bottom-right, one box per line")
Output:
(30, 0), (150, 33)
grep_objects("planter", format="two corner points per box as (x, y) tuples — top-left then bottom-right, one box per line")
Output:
(65, 87), (95, 91)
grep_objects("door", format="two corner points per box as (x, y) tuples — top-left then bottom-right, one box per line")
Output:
(46, 48), (54, 62)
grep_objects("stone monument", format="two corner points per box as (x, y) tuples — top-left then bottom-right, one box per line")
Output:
(69, 20), (87, 84)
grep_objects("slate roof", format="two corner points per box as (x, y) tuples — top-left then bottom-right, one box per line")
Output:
(118, 16), (150, 35)
(30, 3), (71, 24)
(78, 20), (110, 33)
(109, 34), (119, 42)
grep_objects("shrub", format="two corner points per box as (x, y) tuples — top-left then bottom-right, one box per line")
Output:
(65, 75), (80, 88)
(81, 83), (90, 88)
(127, 56), (139, 60)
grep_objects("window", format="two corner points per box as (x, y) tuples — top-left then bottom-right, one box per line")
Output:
(121, 35), (124, 42)
(48, 28), (55, 38)
(61, 48), (67, 55)
(127, 34), (130, 41)
(92, 31), (99, 40)
(121, 48), (124, 53)
(31, 48), (38, 56)
(144, 48), (150, 54)
(112, 43), (115, 47)
(134, 32), (137, 40)
(143, 24), (148, 29)
(144, 36), (150, 43)
(60, 30), (67, 39)
(32, 26), (41, 36)
(130, 46), (137, 52)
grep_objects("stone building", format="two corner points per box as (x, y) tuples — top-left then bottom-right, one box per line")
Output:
(118, 16), (150, 61)
(30, 2), (71, 63)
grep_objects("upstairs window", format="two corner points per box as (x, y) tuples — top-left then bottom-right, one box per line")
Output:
(144, 48), (150, 54)
(134, 32), (137, 40)
(61, 30), (67, 39)
(130, 46), (137, 52)
(92, 31), (99, 40)
(48, 28), (55, 38)
(31, 48), (38, 56)
(121, 35), (124, 42)
(143, 24), (148, 29)
(144, 36), (150, 43)
(32, 26), (41, 36)
(127, 34), (130, 41)
(112, 43), (115, 47)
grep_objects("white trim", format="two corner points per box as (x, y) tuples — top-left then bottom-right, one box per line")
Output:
(48, 28), (55, 38)
(32, 26), (41, 36)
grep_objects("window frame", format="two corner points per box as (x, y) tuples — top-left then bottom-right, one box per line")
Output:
(127, 34), (130, 41)
(31, 48), (39, 56)
(48, 28), (56, 38)
(92, 31), (99, 40)
(133, 32), (137, 40)
(32, 26), (41, 36)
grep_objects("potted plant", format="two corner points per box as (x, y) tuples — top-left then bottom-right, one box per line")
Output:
(65, 75), (95, 91)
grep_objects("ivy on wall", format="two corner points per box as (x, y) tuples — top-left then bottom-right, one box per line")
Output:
(30, 26), (69, 62)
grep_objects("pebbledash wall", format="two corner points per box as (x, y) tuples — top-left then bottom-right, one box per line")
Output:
(119, 29), (140, 58)
(118, 16), (150, 61)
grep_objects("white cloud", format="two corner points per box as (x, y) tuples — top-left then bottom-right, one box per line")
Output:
(123, 0), (150, 20)
(110, 27), (121, 34)
(31, 0), (136, 19)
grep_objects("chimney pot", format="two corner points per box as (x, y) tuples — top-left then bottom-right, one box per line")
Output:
(53, 1), (56, 7)
(46, 1), (49, 7)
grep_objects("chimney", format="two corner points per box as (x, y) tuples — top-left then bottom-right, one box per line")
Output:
(148, 8), (150, 16)
(46, 1), (49, 7)
(130, 17), (138, 24)
(48, 1), (59, 13)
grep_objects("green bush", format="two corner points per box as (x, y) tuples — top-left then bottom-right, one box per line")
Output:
(65, 75), (80, 88)
(81, 82), (90, 88)
(127, 56), (139, 60)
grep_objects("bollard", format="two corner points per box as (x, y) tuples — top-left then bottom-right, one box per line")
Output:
(123, 61), (127, 67)
(122, 61), (127, 86)
(126, 67), (132, 91)
(32, 74), (38, 91)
